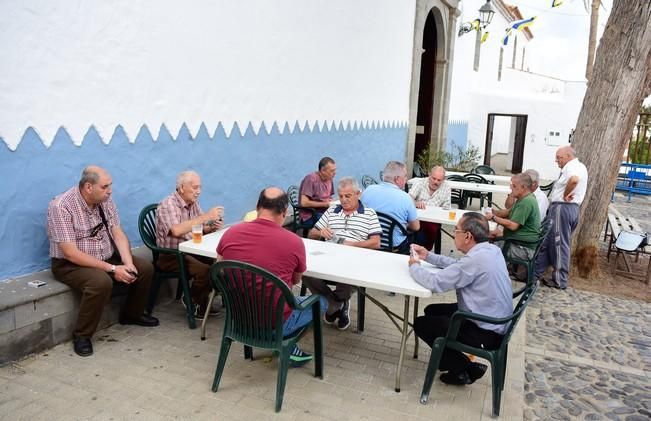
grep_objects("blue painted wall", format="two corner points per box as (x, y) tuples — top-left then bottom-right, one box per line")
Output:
(446, 120), (469, 152)
(0, 121), (406, 280)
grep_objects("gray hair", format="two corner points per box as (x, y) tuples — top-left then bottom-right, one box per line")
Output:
(176, 170), (200, 188)
(382, 161), (407, 182)
(430, 165), (446, 177)
(459, 212), (489, 243)
(78, 166), (100, 188)
(337, 176), (360, 192)
(523, 169), (540, 184)
(512, 173), (533, 190)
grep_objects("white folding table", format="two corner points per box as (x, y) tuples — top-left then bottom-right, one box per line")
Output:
(179, 229), (436, 392)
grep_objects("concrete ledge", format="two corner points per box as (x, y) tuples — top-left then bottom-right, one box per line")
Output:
(0, 247), (173, 364)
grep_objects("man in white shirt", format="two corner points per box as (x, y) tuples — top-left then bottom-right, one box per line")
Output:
(408, 166), (451, 253)
(535, 146), (588, 289)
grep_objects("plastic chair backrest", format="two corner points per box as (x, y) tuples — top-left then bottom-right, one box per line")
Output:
(376, 211), (409, 252)
(210, 260), (298, 348)
(472, 165), (496, 175)
(413, 162), (427, 177)
(287, 185), (301, 222)
(361, 175), (379, 189)
(463, 173), (489, 184)
(138, 204), (162, 259)
(502, 281), (538, 344)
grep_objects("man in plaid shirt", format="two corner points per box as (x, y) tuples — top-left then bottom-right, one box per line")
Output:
(156, 170), (224, 318)
(48, 166), (157, 357)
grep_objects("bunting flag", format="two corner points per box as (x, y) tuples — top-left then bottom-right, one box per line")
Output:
(481, 31), (489, 44)
(510, 16), (537, 31)
(502, 28), (512, 47)
(551, 0), (564, 7)
(471, 19), (480, 31)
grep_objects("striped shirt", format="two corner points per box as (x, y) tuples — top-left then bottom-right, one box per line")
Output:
(156, 191), (203, 249)
(314, 203), (381, 242)
(408, 178), (451, 208)
(47, 186), (119, 260)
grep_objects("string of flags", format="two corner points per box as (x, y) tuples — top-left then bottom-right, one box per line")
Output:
(459, 0), (566, 46)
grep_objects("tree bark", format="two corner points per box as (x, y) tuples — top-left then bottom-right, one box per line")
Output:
(572, 0), (651, 277)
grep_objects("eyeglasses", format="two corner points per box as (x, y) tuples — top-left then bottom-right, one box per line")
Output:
(453, 229), (467, 235)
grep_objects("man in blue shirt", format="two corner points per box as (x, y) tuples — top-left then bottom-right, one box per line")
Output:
(409, 212), (513, 385)
(360, 161), (420, 253)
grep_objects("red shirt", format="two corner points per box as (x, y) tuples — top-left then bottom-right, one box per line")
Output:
(216, 218), (306, 320)
(298, 172), (334, 221)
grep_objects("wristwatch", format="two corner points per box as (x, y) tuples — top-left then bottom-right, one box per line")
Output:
(109, 265), (116, 274)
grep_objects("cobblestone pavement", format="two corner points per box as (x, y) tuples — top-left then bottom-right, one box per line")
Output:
(523, 287), (651, 420)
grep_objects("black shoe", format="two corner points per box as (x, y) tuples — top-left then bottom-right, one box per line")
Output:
(540, 278), (566, 290)
(73, 337), (93, 357)
(337, 300), (351, 331)
(467, 362), (488, 383)
(324, 309), (340, 325)
(440, 370), (472, 385)
(119, 314), (160, 327)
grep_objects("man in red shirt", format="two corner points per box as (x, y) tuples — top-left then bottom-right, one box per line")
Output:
(298, 157), (336, 226)
(217, 187), (327, 367)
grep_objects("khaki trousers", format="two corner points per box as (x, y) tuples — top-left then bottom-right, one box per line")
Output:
(51, 255), (153, 338)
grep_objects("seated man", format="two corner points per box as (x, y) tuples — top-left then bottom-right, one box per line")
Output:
(48, 166), (158, 357)
(298, 157), (337, 227)
(504, 169), (549, 220)
(408, 165), (451, 253)
(304, 177), (381, 330)
(217, 187), (328, 367)
(488, 173), (541, 261)
(156, 170), (225, 317)
(408, 212), (513, 385)
(360, 161), (420, 253)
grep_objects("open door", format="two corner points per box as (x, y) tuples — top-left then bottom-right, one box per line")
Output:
(484, 113), (528, 174)
(413, 11), (437, 167)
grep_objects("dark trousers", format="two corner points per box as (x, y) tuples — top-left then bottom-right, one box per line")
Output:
(415, 221), (442, 254)
(157, 254), (213, 306)
(534, 202), (579, 288)
(51, 255), (153, 339)
(302, 276), (353, 315)
(414, 303), (503, 374)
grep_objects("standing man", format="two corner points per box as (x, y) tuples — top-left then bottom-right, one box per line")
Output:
(361, 161), (420, 253)
(217, 187), (327, 367)
(535, 146), (588, 289)
(504, 169), (549, 219)
(408, 213), (512, 385)
(48, 166), (157, 357)
(156, 170), (225, 318)
(298, 157), (337, 227)
(304, 177), (381, 331)
(408, 165), (451, 253)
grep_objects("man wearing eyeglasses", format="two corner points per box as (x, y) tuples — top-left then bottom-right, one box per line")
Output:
(408, 212), (512, 386)
(48, 166), (157, 357)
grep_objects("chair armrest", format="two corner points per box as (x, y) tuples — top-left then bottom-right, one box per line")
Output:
(446, 309), (516, 340)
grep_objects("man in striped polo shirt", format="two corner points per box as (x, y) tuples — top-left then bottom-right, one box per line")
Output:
(303, 177), (381, 330)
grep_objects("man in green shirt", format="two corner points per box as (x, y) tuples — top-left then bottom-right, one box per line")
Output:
(487, 173), (541, 260)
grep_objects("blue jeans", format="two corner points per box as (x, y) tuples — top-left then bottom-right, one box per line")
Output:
(282, 295), (328, 337)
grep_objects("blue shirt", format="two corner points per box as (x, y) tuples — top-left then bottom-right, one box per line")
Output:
(409, 242), (513, 334)
(360, 182), (418, 245)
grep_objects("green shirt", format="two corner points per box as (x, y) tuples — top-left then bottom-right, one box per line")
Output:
(503, 193), (540, 246)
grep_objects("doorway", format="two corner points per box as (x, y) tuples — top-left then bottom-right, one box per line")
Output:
(413, 11), (437, 165)
(484, 113), (528, 174)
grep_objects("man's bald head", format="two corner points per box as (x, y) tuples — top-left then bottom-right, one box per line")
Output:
(555, 146), (576, 169)
(256, 187), (289, 215)
(79, 165), (109, 188)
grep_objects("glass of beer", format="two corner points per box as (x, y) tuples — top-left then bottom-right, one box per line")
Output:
(448, 210), (457, 220)
(192, 224), (203, 243)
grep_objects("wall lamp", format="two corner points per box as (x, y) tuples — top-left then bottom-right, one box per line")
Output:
(458, 0), (496, 36)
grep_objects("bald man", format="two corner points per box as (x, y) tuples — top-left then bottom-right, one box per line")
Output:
(48, 166), (157, 357)
(535, 146), (588, 289)
(217, 187), (327, 367)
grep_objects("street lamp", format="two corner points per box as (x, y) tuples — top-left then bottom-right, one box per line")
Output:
(458, 0), (496, 36)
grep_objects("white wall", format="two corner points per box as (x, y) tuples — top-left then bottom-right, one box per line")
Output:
(0, 0), (416, 149)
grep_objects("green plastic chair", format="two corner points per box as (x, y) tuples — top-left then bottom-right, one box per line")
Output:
(287, 185), (317, 237)
(209, 260), (324, 412)
(501, 218), (552, 297)
(361, 174), (379, 189)
(137, 204), (196, 329)
(540, 181), (554, 197)
(419, 281), (539, 417)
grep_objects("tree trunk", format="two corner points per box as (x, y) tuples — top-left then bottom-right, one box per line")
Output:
(572, 0), (651, 278)
(585, 0), (600, 80)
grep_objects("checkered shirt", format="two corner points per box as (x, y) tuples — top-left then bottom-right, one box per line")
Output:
(156, 191), (203, 249)
(314, 203), (381, 242)
(408, 178), (451, 208)
(47, 186), (120, 260)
